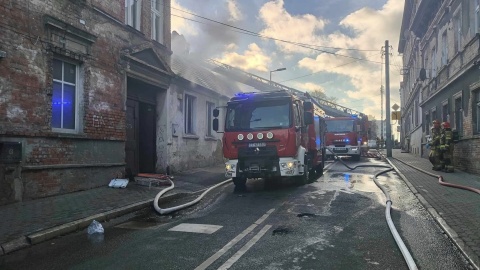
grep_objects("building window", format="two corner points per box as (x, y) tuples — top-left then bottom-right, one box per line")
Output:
(454, 95), (463, 135)
(476, 0), (480, 33)
(184, 94), (196, 134)
(206, 102), (215, 137)
(442, 101), (449, 122)
(441, 31), (448, 66)
(425, 113), (430, 134)
(414, 100), (419, 126)
(151, 0), (164, 43)
(454, 13), (462, 53)
(431, 47), (436, 78)
(475, 90), (480, 134)
(52, 59), (78, 131)
(125, 0), (141, 30)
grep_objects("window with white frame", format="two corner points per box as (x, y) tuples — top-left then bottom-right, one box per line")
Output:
(125, 0), (141, 30)
(151, 0), (164, 43)
(52, 58), (79, 131)
(184, 94), (196, 135)
(441, 31), (448, 66)
(454, 94), (462, 135)
(425, 113), (430, 134)
(442, 100), (449, 122)
(206, 102), (215, 137)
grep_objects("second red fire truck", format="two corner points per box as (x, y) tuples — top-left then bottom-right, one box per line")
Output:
(324, 114), (369, 161)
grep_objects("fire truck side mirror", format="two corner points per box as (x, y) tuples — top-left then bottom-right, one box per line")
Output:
(304, 111), (313, 125)
(213, 118), (219, 131)
(303, 102), (313, 111)
(213, 108), (220, 117)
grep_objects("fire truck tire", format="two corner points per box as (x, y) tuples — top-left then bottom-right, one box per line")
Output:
(316, 164), (323, 177)
(296, 163), (309, 185)
(233, 177), (247, 190)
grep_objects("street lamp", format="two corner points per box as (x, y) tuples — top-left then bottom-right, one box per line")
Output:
(269, 67), (286, 83)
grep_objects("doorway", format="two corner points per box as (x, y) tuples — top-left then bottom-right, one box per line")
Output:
(126, 78), (158, 175)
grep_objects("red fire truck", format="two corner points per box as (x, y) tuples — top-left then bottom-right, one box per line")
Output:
(324, 114), (369, 161)
(213, 90), (327, 190)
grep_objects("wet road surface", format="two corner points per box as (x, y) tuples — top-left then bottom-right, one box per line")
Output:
(0, 158), (471, 269)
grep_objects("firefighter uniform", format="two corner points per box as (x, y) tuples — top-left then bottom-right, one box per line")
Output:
(428, 120), (443, 171)
(440, 122), (454, 172)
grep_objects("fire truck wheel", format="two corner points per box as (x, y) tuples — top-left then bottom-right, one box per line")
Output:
(297, 163), (309, 185)
(233, 177), (247, 191)
(316, 165), (323, 177)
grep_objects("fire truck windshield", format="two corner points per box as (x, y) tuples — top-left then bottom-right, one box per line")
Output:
(325, 119), (354, 133)
(225, 101), (291, 131)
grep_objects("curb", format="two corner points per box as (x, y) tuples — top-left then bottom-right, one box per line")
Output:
(387, 158), (480, 270)
(0, 191), (188, 256)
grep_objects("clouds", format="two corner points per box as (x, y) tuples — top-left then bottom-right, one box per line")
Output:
(171, 0), (405, 118)
(214, 43), (271, 72)
(258, 0), (328, 54)
(227, 0), (243, 21)
(293, 0), (404, 117)
(171, 0), (243, 57)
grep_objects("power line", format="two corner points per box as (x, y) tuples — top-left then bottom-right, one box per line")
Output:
(173, 12), (393, 66)
(171, 6), (378, 52)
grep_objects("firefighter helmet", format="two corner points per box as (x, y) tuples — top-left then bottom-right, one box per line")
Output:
(441, 122), (450, 129)
(432, 120), (440, 129)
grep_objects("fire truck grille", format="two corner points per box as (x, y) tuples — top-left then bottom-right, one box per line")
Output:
(333, 148), (348, 153)
(237, 146), (279, 177)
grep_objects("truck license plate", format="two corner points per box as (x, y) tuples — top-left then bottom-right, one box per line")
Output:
(248, 142), (266, 147)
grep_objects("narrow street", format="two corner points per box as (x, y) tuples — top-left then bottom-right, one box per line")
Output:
(1, 157), (470, 270)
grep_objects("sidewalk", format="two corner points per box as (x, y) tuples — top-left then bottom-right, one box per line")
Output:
(0, 165), (228, 256)
(388, 149), (480, 269)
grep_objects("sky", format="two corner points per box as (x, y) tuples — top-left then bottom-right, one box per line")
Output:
(171, 0), (405, 120)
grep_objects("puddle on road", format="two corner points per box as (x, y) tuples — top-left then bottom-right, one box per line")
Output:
(318, 172), (382, 194)
(272, 226), (292, 236)
(310, 172), (389, 204)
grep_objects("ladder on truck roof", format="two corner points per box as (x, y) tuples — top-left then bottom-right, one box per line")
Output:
(207, 59), (365, 118)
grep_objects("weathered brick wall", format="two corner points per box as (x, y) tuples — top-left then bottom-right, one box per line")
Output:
(0, 0), (171, 200)
(454, 139), (480, 175)
(22, 166), (122, 199)
(0, 1), (128, 139)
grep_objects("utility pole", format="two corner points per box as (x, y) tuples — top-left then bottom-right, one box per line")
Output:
(385, 40), (392, 157)
(380, 85), (383, 146)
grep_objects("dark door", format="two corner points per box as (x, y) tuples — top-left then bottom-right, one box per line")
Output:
(139, 103), (156, 173)
(126, 99), (139, 175)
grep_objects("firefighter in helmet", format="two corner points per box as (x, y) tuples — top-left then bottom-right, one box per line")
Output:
(440, 122), (454, 172)
(428, 120), (443, 171)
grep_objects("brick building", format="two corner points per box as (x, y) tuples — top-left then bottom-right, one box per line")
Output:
(0, 0), (175, 204)
(399, 0), (480, 175)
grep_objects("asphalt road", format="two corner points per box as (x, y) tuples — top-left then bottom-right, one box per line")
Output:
(0, 158), (471, 270)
